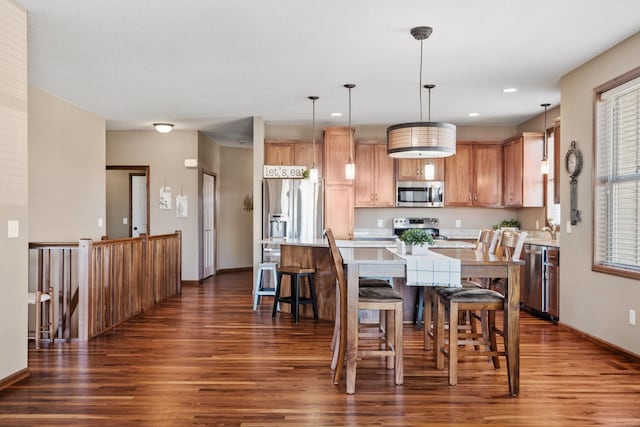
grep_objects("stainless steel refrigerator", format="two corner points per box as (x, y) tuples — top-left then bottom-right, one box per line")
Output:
(262, 179), (323, 261)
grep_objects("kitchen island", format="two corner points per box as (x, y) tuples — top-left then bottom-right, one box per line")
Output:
(263, 238), (475, 321)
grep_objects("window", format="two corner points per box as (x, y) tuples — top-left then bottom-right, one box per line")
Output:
(594, 69), (640, 278)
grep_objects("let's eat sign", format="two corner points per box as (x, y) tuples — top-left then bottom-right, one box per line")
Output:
(263, 165), (306, 179)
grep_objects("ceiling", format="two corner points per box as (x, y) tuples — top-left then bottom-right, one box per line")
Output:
(16, 0), (640, 146)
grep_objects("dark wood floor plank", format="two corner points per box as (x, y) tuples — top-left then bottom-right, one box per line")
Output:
(1, 270), (640, 426)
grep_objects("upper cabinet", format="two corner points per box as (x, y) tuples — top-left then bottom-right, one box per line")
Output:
(445, 142), (502, 207)
(323, 127), (354, 185)
(323, 127), (355, 239)
(355, 144), (395, 207)
(396, 158), (445, 181)
(264, 140), (323, 174)
(502, 132), (544, 207)
(265, 141), (294, 165)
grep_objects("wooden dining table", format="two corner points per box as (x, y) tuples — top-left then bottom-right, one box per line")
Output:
(340, 246), (522, 396)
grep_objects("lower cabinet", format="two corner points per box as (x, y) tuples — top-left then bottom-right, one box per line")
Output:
(324, 184), (354, 239)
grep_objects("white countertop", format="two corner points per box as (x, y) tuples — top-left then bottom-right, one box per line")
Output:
(261, 237), (475, 249)
(524, 238), (560, 248)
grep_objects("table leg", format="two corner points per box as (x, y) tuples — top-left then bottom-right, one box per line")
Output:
(346, 265), (359, 394)
(505, 263), (520, 396)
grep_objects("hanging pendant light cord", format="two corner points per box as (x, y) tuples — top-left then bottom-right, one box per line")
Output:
(419, 39), (423, 122)
(312, 97), (316, 167)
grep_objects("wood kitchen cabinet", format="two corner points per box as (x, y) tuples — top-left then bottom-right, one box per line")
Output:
(324, 184), (354, 239)
(324, 127), (355, 238)
(323, 127), (354, 185)
(444, 142), (502, 207)
(264, 140), (323, 173)
(502, 132), (544, 207)
(265, 141), (294, 165)
(355, 144), (394, 207)
(396, 158), (445, 181)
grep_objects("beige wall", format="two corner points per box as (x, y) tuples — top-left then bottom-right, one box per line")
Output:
(29, 86), (106, 241)
(107, 130), (200, 280)
(560, 31), (640, 355)
(219, 145), (253, 269)
(0, 0), (28, 383)
(106, 169), (134, 239)
(197, 132), (220, 277)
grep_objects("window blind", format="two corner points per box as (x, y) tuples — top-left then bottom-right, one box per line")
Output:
(595, 75), (640, 273)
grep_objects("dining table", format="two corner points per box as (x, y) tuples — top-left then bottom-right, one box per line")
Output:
(339, 246), (522, 396)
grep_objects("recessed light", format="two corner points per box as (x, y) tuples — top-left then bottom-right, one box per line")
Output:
(502, 88), (518, 93)
(331, 112), (342, 117)
(468, 112), (480, 117)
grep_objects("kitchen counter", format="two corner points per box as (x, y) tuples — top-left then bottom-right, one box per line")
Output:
(524, 238), (560, 248)
(261, 237), (475, 249)
(439, 228), (481, 240)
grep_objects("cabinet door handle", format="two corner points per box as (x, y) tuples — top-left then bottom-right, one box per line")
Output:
(474, 194), (478, 201)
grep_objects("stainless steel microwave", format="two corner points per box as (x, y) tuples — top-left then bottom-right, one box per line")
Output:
(396, 181), (444, 207)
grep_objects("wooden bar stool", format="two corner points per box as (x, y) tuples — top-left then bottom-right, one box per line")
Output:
(28, 287), (55, 349)
(272, 266), (318, 323)
(253, 262), (278, 310)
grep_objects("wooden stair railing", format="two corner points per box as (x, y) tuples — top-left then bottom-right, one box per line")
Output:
(29, 242), (79, 342)
(78, 231), (182, 341)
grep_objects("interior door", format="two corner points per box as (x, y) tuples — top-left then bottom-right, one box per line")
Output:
(203, 172), (216, 277)
(131, 174), (147, 237)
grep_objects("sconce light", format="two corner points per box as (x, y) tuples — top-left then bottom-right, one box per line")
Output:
(154, 123), (174, 133)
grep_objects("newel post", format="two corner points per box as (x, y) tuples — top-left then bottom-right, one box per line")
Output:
(77, 238), (92, 341)
(176, 230), (182, 294)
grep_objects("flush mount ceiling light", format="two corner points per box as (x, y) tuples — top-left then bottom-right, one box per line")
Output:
(153, 123), (174, 133)
(540, 103), (551, 175)
(308, 96), (319, 182)
(387, 26), (456, 159)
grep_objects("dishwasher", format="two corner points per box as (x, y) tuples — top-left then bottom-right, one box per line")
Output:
(523, 244), (546, 313)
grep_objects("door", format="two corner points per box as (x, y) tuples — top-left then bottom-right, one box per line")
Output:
(130, 174), (147, 237)
(202, 172), (216, 278)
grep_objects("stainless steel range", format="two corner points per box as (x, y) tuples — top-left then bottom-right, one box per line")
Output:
(393, 217), (443, 239)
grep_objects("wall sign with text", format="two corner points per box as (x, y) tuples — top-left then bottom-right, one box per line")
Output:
(263, 165), (306, 179)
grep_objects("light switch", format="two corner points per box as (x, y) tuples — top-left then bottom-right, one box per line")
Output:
(455, 219), (462, 228)
(123, 217), (128, 225)
(377, 219), (384, 228)
(98, 217), (104, 228)
(566, 221), (572, 234)
(7, 220), (19, 238)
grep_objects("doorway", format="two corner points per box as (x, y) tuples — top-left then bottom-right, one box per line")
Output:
(202, 171), (216, 278)
(106, 166), (150, 239)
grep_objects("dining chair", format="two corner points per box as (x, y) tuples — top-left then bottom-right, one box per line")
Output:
(422, 228), (502, 351)
(325, 228), (403, 391)
(28, 286), (55, 349)
(433, 230), (527, 387)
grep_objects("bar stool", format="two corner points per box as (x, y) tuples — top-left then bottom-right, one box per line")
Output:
(272, 266), (318, 323)
(28, 287), (55, 349)
(253, 262), (278, 310)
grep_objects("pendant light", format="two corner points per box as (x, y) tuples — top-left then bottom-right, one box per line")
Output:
(387, 26), (456, 158)
(344, 83), (356, 180)
(424, 160), (435, 180)
(540, 103), (550, 175)
(308, 96), (319, 182)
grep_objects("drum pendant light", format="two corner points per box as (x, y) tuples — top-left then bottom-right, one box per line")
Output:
(308, 96), (319, 182)
(387, 26), (456, 158)
(344, 84), (356, 180)
(540, 103), (550, 175)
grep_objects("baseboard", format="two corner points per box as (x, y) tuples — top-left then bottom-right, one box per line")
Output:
(558, 322), (640, 362)
(216, 267), (252, 275)
(181, 280), (200, 286)
(0, 368), (29, 391)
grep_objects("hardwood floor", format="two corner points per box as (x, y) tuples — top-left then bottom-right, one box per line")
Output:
(2, 270), (640, 426)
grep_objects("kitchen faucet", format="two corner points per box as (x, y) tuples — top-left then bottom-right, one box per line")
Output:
(542, 224), (557, 240)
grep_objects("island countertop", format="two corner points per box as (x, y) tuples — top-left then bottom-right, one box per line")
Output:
(261, 238), (475, 249)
